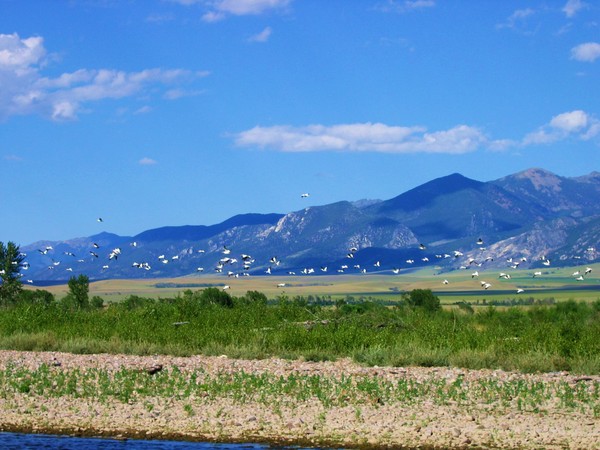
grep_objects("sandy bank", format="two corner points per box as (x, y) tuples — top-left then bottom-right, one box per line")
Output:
(0, 350), (598, 449)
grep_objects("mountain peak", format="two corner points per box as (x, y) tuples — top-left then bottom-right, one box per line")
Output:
(573, 171), (600, 184)
(512, 168), (562, 192)
(377, 172), (483, 213)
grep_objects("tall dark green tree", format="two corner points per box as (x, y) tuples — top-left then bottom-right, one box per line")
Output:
(0, 241), (26, 306)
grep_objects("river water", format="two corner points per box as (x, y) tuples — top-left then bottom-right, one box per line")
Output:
(0, 432), (330, 450)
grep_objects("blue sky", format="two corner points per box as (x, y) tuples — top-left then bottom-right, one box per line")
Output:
(1, 0), (599, 246)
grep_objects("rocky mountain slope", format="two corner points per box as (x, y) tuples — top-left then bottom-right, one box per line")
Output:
(20, 168), (599, 282)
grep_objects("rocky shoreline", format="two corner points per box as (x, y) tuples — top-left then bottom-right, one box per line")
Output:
(0, 350), (599, 449)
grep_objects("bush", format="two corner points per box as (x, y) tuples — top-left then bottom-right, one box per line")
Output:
(121, 295), (154, 310)
(19, 289), (55, 306)
(240, 290), (268, 306)
(197, 287), (234, 308)
(404, 289), (441, 312)
(90, 296), (104, 309)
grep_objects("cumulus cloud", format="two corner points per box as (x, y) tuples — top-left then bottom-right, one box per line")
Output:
(235, 122), (487, 154)
(200, 0), (291, 22)
(139, 157), (158, 165)
(523, 110), (599, 145)
(234, 111), (600, 154)
(570, 42), (600, 62)
(0, 33), (206, 121)
(563, 0), (587, 18)
(248, 26), (272, 43)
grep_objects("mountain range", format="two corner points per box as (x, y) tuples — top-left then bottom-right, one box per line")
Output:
(20, 168), (600, 282)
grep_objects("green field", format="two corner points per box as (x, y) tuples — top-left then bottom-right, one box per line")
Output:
(6, 263), (599, 375)
(32, 262), (600, 304)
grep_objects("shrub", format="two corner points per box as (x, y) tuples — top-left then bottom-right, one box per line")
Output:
(121, 295), (154, 310)
(197, 287), (234, 308)
(404, 289), (441, 312)
(19, 289), (55, 306)
(90, 296), (104, 309)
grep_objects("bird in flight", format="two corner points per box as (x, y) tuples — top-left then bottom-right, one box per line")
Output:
(301, 193), (310, 198)
(97, 218), (103, 223)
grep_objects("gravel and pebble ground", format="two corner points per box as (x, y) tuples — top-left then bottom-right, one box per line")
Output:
(0, 350), (599, 449)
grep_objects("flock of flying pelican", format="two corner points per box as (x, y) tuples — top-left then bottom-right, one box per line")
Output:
(18, 207), (597, 294)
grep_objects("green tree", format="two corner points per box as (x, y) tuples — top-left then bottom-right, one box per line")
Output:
(404, 288), (441, 312)
(65, 274), (90, 309)
(198, 287), (234, 308)
(0, 241), (26, 306)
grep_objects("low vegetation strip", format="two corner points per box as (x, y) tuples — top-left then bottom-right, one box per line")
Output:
(1, 287), (600, 374)
(1, 364), (599, 416)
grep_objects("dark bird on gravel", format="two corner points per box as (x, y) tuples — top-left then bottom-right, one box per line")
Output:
(145, 364), (163, 375)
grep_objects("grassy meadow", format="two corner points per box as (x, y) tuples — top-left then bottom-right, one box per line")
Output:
(5, 263), (600, 374)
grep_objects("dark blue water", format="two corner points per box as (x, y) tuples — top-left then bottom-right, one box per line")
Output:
(0, 433), (327, 450)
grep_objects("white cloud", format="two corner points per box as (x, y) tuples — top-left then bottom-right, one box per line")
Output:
(235, 122), (487, 154)
(523, 110), (599, 145)
(133, 105), (153, 115)
(563, 0), (587, 18)
(549, 110), (588, 131)
(496, 8), (535, 30)
(0, 33), (206, 121)
(570, 42), (600, 62)
(163, 88), (205, 99)
(376, 0), (435, 13)
(200, 0), (291, 21)
(487, 139), (518, 152)
(248, 26), (272, 43)
(235, 111), (600, 154)
(139, 157), (158, 165)
(0, 33), (46, 68)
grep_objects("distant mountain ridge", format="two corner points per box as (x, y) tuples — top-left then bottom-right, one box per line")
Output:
(20, 168), (600, 282)
(134, 213), (284, 243)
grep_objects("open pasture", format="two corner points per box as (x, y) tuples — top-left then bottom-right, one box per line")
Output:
(32, 263), (600, 304)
